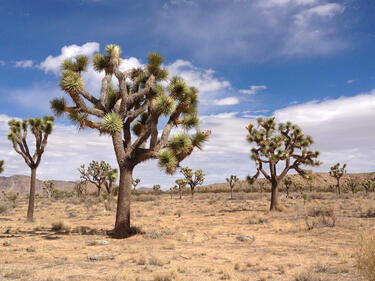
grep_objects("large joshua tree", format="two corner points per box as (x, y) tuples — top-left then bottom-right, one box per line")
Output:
(246, 117), (320, 211)
(7, 117), (54, 221)
(329, 163), (346, 195)
(51, 44), (209, 238)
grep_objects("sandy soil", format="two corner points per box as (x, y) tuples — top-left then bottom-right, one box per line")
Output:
(0, 192), (374, 281)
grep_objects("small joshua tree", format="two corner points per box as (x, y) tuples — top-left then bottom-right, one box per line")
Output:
(362, 179), (374, 194)
(329, 163), (346, 195)
(43, 180), (56, 200)
(346, 179), (358, 194)
(169, 186), (177, 198)
(1, 191), (19, 208)
(175, 179), (186, 199)
(180, 167), (205, 197)
(283, 177), (293, 198)
(104, 168), (118, 210)
(246, 117), (320, 211)
(226, 175), (239, 199)
(0, 160), (4, 174)
(74, 180), (87, 200)
(132, 178), (141, 191)
(7, 116), (54, 221)
(153, 184), (161, 194)
(78, 160), (112, 196)
(51, 44), (209, 237)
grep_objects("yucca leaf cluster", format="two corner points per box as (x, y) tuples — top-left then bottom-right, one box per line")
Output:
(226, 175), (239, 189)
(329, 163), (346, 180)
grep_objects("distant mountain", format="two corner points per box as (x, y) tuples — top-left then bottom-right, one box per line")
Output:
(200, 172), (375, 192)
(1, 172), (374, 194)
(0, 175), (94, 194)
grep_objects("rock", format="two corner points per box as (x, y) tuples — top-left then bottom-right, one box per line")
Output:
(26, 246), (36, 252)
(3, 240), (11, 246)
(236, 235), (255, 243)
(146, 231), (162, 239)
(87, 253), (115, 261)
(86, 239), (109, 246)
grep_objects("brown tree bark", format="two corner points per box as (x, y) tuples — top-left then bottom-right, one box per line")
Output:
(111, 165), (133, 238)
(27, 167), (37, 222)
(269, 180), (279, 211)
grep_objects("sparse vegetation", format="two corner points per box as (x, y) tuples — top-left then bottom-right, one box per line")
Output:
(356, 234), (375, 281)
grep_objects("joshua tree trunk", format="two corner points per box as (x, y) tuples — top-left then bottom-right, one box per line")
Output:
(112, 165), (133, 238)
(336, 179), (341, 195)
(179, 188), (182, 199)
(27, 167), (37, 222)
(230, 187), (233, 199)
(270, 180), (279, 211)
(286, 187), (289, 198)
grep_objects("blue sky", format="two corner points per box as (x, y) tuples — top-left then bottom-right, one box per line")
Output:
(0, 0), (375, 188)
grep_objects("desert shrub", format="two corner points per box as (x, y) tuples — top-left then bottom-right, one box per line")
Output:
(153, 271), (176, 281)
(51, 221), (66, 231)
(360, 208), (375, 218)
(294, 269), (322, 281)
(132, 195), (157, 202)
(356, 234), (375, 281)
(305, 206), (336, 230)
(0, 202), (11, 214)
(1, 191), (19, 208)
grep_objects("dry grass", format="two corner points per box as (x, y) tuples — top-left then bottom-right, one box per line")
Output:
(0, 192), (373, 280)
(356, 233), (375, 281)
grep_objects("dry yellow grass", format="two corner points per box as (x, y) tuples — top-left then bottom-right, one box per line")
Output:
(0, 192), (374, 281)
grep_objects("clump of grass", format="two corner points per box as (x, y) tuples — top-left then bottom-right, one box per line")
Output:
(153, 271), (176, 281)
(294, 269), (322, 281)
(356, 234), (375, 281)
(51, 221), (66, 231)
(149, 256), (165, 266)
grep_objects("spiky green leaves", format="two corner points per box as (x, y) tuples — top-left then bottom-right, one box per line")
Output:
(50, 98), (66, 116)
(93, 54), (109, 72)
(106, 85), (119, 111)
(68, 112), (88, 129)
(147, 53), (168, 81)
(62, 55), (88, 72)
(59, 70), (84, 95)
(157, 148), (178, 174)
(102, 113), (123, 134)
(329, 163), (346, 180)
(0, 160), (4, 174)
(155, 94), (176, 115)
(106, 44), (122, 58)
(169, 133), (191, 154)
(191, 131), (209, 150)
(182, 113), (199, 129)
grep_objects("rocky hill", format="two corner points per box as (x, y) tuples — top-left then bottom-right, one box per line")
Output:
(1, 172), (374, 194)
(200, 172), (375, 192)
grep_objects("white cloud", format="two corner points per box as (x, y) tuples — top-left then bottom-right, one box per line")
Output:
(214, 97), (239, 106)
(274, 90), (375, 173)
(240, 85), (267, 95)
(40, 42), (100, 75)
(0, 60), (5, 66)
(156, 0), (348, 61)
(167, 60), (231, 93)
(14, 60), (34, 68)
(347, 79), (355, 84)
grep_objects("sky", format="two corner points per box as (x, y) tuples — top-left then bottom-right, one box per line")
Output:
(0, 0), (375, 188)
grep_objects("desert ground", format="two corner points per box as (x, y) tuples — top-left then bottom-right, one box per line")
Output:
(0, 191), (374, 281)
